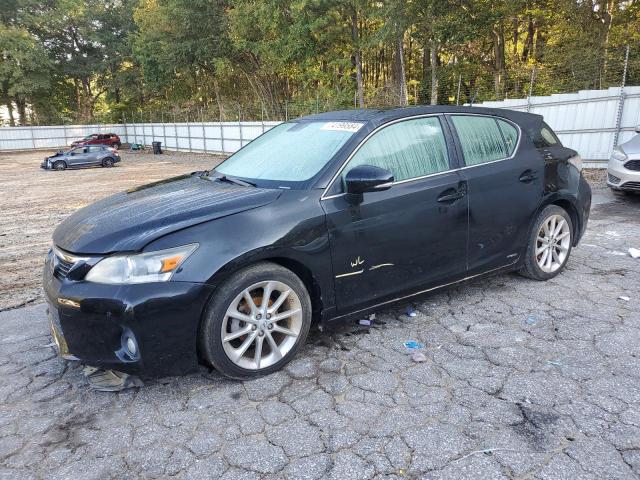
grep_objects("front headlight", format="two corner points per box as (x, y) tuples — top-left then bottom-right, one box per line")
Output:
(611, 147), (628, 162)
(85, 244), (198, 284)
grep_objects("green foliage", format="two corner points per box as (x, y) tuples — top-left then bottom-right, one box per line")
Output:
(1, 0), (638, 124)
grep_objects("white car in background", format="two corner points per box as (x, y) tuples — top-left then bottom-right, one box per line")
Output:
(608, 126), (640, 194)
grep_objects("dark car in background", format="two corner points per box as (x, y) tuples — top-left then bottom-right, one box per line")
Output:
(41, 145), (120, 170)
(43, 106), (591, 379)
(70, 133), (121, 149)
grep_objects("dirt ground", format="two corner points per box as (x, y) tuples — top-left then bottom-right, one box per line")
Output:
(0, 149), (223, 311)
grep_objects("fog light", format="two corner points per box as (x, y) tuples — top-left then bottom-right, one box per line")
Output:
(126, 337), (137, 356)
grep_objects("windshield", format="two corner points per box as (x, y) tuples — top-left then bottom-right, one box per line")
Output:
(214, 121), (362, 185)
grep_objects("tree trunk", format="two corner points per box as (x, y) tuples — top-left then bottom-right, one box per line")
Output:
(213, 78), (225, 121)
(430, 43), (438, 105)
(16, 98), (27, 125)
(522, 16), (534, 62)
(493, 21), (506, 99)
(395, 31), (408, 106)
(422, 47), (430, 104)
(6, 100), (15, 127)
(2, 81), (15, 126)
(351, 6), (365, 108)
(599, 0), (617, 78)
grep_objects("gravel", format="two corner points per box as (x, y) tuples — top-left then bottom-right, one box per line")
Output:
(1, 157), (639, 478)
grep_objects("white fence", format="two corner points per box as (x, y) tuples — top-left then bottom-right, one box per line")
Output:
(2, 86), (639, 167)
(476, 86), (640, 168)
(0, 121), (282, 155)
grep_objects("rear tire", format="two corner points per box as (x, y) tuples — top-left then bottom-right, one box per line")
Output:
(519, 205), (573, 281)
(199, 262), (312, 379)
(53, 161), (66, 171)
(102, 158), (114, 168)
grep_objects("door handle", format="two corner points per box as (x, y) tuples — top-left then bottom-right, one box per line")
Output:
(519, 170), (538, 183)
(437, 187), (465, 203)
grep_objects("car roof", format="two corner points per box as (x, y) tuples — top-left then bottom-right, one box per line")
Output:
(299, 106), (544, 136)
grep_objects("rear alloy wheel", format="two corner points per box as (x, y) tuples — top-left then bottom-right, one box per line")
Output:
(199, 262), (311, 379)
(53, 160), (66, 171)
(520, 205), (573, 280)
(102, 158), (114, 168)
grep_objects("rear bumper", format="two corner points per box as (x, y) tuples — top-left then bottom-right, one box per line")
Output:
(576, 175), (591, 244)
(607, 159), (640, 191)
(43, 262), (215, 377)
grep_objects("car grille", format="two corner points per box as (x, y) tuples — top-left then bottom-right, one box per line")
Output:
(51, 247), (91, 279)
(608, 173), (621, 184)
(621, 181), (640, 191)
(624, 160), (640, 171)
(55, 256), (75, 278)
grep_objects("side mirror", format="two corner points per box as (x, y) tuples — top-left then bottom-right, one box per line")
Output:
(635, 125), (640, 134)
(345, 165), (394, 195)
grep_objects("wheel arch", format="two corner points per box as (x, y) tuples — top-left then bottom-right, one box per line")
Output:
(205, 252), (326, 324)
(530, 194), (581, 247)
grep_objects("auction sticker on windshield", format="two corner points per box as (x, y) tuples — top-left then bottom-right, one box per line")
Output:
(321, 122), (364, 132)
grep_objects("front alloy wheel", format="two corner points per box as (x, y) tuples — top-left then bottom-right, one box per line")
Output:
(199, 262), (312, 379)
(222, 280), (303, 370)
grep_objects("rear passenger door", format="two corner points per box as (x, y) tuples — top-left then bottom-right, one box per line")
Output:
(448, 114), (543, 275)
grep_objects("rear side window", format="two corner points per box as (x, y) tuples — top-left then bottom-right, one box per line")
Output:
(343, 117), (450, 182)
(451, 116), (510, 166)
(497, 119), (518, 155)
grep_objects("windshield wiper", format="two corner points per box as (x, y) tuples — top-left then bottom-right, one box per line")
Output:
(203, 172), (255, 187)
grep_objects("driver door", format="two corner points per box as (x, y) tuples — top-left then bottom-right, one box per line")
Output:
(321, 116), (468, 313)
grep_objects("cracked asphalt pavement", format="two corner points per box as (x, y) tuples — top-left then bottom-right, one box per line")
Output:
(1, 181), (639, 479)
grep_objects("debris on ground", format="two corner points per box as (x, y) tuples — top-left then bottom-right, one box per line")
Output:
(411, 352), (428, 362)
(525, 316), (538, 325)
(629, 248), (640, 259)
(618, 295), (630, 302)
(83, 365), (144, 392)
(403, 340), (425, 350)
(405, 306), (417, 317)
(358, 313), (376, 326)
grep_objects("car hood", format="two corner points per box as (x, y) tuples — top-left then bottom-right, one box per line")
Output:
(53, 174), (282, 254)
(621, 133), (640, 156)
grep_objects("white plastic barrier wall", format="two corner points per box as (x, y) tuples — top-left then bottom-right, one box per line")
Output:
(0, 121), (282, 155)
(2, 87), (640, 167)
(475, 86), (640, 168)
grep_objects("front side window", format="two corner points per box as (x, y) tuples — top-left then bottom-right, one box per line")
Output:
(342, 117), (450, 183)
(451, 115), (510, 166)
(215, 121), (361, 184)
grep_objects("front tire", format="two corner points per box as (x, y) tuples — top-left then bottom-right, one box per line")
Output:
(102, 157), (114, 168)
(53, 160), (66, 171)
(199, 262), (312, 379)
(520, 205), (573, 281)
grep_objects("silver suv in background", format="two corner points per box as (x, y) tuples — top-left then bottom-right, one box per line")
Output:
(41, 145), (121, 171)
(608, 126), (640, 194)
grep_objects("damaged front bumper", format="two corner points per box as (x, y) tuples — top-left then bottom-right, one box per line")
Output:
(43, 254), (215, 377)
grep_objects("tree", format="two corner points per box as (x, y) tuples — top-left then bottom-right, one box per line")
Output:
(0, 25), (50, 125)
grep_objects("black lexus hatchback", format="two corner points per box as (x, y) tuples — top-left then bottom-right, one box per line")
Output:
(44, 106), (591, 379)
